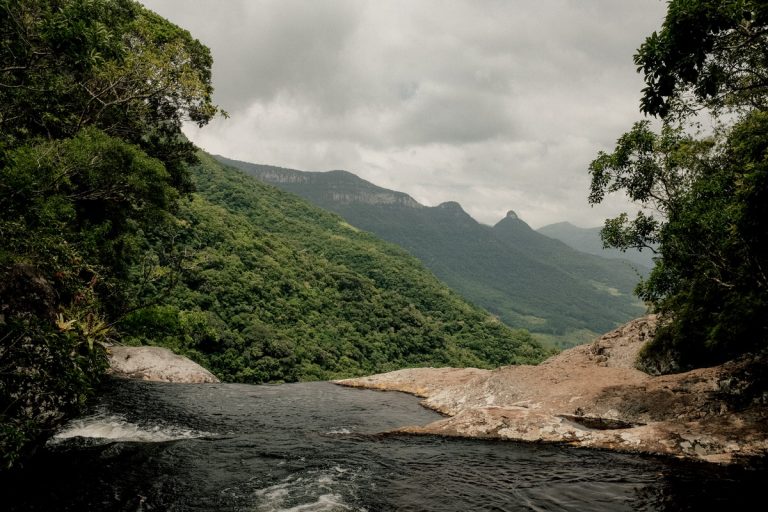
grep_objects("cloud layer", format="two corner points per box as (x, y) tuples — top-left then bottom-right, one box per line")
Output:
(142, 0), (666, 228)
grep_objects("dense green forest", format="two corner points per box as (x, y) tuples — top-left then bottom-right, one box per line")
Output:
(217, 156), (646, 347)
(120, 153), (547, 382)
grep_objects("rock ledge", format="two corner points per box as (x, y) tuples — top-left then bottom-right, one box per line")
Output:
(337, 316), (767, 464)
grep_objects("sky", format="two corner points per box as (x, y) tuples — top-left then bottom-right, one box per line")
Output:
(141, 0), (667, 228)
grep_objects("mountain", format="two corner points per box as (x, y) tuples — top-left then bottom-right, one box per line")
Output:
(537, 221), (654, 270)
(120, 153), (548, 382)
(216, 156), (647, 348)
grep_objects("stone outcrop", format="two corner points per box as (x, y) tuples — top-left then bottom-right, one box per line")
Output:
(337, 316), (768, 464)
(108, 346), (219, 384)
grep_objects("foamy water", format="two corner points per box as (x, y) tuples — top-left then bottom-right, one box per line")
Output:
(252, 466), (365, 512)
(323, 427), (353, 435)
(51, 413), (214, 444)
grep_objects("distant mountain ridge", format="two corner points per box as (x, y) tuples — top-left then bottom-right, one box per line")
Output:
(241, 163), (423, 208)
(537, 221), (655, 270)
(215, 155), (647, 348)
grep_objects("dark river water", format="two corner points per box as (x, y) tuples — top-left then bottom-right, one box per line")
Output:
(3, 378), (765, 511)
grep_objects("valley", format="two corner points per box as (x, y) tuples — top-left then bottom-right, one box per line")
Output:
(217, 156), (648, 348)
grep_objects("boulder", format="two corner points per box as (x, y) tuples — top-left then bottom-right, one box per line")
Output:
(108, 346), (219, 384)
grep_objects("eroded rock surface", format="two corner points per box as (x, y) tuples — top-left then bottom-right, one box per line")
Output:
(337, 316), (768, 463)
(108, 346), (219, 383)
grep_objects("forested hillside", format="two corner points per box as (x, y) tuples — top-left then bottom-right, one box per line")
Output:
(216, 156), (646, 347)
(120, 153), (548, 382)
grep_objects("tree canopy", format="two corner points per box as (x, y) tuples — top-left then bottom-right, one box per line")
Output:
(635, 0), (768, 118)
(590, 0), (768, 372)
(1, 0), (219, 189)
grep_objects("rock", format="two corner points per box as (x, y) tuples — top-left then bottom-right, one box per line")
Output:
(336, 315), (768, 464)
(108, 346), (219, 383)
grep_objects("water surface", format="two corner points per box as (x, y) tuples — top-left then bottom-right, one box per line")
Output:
(3, 378), (764, 511)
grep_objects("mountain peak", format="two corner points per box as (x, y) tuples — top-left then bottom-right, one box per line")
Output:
(494, 211), (532, 232)
(438, 201), (464, 210)
(436, 201), (475, 221)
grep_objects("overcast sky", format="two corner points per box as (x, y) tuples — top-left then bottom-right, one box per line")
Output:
(141, 0), (667, 228)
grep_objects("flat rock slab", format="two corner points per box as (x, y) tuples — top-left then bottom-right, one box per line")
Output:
(337, 316), (768, 464)
(108, 346), (219, 384)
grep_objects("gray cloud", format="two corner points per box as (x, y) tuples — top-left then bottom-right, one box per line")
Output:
(391, 86), (517, 145)
(142, 0), (667, 228)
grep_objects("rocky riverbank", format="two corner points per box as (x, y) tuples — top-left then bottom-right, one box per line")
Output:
(337, 316), (768, 464)
(108, 346), (219, 383)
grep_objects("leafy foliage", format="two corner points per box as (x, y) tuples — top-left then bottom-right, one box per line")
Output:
(635, 0), (768, 117)
(121, 154), (549, 382)
(0, 0), (218, 468)
(592, 0), (768, 372)
(0, 0), (219, 190)
(589, 122), (713, 256)
(637, 112), (768, 371)
(0, 303), (109, 470)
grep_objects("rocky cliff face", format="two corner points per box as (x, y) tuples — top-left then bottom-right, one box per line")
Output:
(327, 190), (422, 207)
(337, 316), (768, 464)
(214, 156), (424, 208)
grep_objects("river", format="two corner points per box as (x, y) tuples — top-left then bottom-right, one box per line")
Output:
(3, 378), (764, 511)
